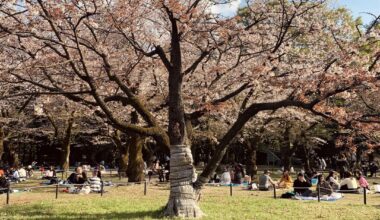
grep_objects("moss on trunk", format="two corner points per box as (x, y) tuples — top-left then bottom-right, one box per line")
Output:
(126, 111), (145, 182)
(113, 130), (129, 176)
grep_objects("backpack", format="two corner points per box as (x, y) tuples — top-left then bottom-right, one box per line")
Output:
(281, 192), (295, 199)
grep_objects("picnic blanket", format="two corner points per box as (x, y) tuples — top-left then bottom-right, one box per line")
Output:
(294, 193), (343, 201)
(205, 183), (249, 187)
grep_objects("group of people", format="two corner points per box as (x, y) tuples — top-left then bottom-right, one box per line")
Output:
(64, 165), (103, 194)
(210, 164), (248, 185)
(0, 166), (29, 183)
(258, 168), (373, 197)
(333, 155), (379, 179)
(38, 164), (104, 194)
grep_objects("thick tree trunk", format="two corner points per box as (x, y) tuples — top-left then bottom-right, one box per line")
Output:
(127, 134), (145, 182)
(163, 6), (204, 217)
(164, 145), (202, 217)
(9, 148), (20, 167)
(280, 146), (292, 171)
(0, 127), (4, 162)
(246, 141), (258, 179)
(60, 143), (70, 171)
(113, 130), (129, 175)
(126, 112), (145, 182)
(60, 114), (74, 171)
(281, 126), (292, 171)
(127, 135), (145, 182)
(302, 146), (311, 171)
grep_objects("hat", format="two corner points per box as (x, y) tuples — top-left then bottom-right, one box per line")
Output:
(298, 173), (304, 177)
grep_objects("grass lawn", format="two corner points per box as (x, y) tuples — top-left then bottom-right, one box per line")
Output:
(1, 179), (380, 220)
(1, 171), (379, 219)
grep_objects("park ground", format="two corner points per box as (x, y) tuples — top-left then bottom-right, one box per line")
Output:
(0, 172), (379, 220)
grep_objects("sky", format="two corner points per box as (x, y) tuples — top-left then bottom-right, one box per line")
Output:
(212, 0), (380, 24)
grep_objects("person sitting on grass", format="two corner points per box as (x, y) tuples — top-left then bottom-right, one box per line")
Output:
(258, 170), (276, 191)
(43, 166), (56, 180)
(340, 171), (358, 192)
(293, 173), (312, 196)
(356, 171), (369, 190)
(233, 164), (244, 184)
(326, 170), (340, 190)
(68, 166), (88, 184)
(318, 174), (333, 196)
(220, 167), (231, 185)
(17, 167), (27, 181)
(89, 171), (102, 193)
(278, 170), (293, 189)
(9, 167), (20, 183)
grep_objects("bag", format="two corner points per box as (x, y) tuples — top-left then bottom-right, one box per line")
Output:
(281, 192), (295, 198)
(374, 185), (380, 193)
(79, 186), (91, 194)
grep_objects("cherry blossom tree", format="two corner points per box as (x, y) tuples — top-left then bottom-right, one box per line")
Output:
(0, 0), (379, 217)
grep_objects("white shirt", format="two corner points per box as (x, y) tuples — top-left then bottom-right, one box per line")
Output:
(328, 176), (340, 188)
(13, 170), (20, 178)
(18, 168), (27, 177)
(340, 178), (358, 189)
(220, 172), (231, 184)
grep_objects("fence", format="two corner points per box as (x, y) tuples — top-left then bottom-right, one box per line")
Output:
(0, 181), (376, 206)
(0, 180), (149, 205)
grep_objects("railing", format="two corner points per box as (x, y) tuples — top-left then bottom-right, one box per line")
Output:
(0, 180), (149, 205)
(0, 181), (376, 206)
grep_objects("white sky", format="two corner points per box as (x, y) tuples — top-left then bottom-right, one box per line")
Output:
(212, 0), (379, 24)
(210, 0), (241, 16)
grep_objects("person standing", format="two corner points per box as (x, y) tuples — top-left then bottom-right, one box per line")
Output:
(321, 158), (327, 170)
(369, 162), (378, 177)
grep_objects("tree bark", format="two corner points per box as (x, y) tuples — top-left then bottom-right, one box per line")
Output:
(281, 146), (292, 171)
(126, 111), (145, 182)
(164, 145), (202, 217)
(246, 141), (258, 179)
(126, 134), (145, 182)
(280, 125), (292, 171)
(59, 113), (74, 171)
(113, 130), (129, 176)
(162, 6), (203, 216)
(302, 145), (311, 171)
(0, 127), (4, 162)
(9, 147), (20, 168)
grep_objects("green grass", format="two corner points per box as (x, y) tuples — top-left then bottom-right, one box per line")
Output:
(1, 171), (379, 219)
(1, 182), (380, 220)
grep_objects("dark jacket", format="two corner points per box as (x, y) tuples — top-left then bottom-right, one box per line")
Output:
(293, 179), (311, 194)
(67, 172), (87, 184)
(0, 176), (9, 193)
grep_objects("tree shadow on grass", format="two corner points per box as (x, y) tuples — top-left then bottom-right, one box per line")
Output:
(2, 204), (165, 219)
